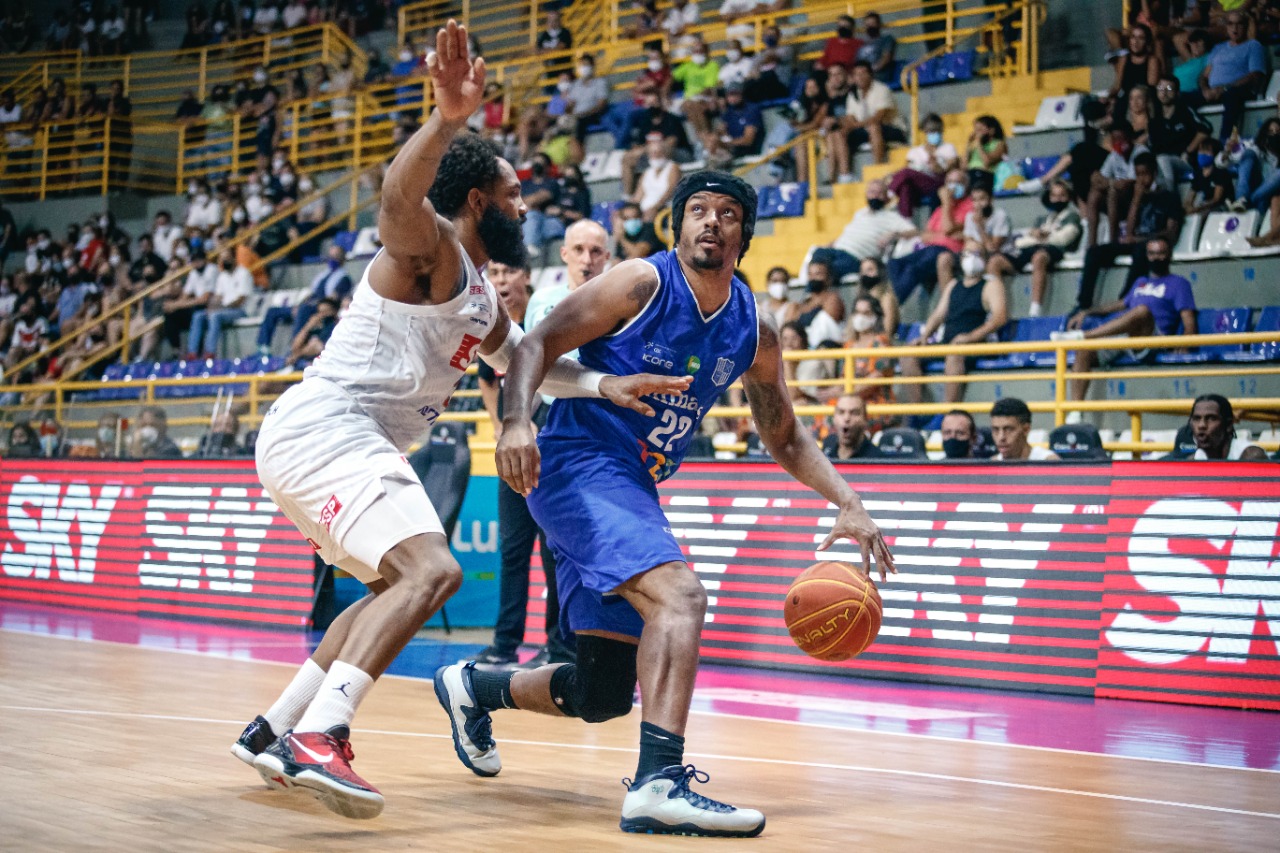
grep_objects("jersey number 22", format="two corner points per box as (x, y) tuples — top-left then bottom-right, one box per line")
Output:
(647, 409), (692, 451)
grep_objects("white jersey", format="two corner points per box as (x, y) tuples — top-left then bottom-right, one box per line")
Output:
(301, 249), (498, 450)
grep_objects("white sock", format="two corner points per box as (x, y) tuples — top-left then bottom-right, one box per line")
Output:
(295, 660), (374, 734)
(263, 658), (326, 736)
(1029, 301), (1043, 317)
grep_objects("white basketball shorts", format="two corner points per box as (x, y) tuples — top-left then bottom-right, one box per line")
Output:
(255, 378), (444, 584)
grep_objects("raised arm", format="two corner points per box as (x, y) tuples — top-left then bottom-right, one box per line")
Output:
(741, 315), (895, 580)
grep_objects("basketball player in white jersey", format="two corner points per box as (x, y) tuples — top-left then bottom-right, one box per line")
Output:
(229, 22), (690, 820)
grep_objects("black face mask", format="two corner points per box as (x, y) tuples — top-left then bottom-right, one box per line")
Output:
(866, 26), (881, 37)
(806, 278), (828, 293)
(221, 260), (235, 271)
(837, 26), (853, 38)
(1046, 200), (1068, 213)
(981, 204), (994, 217)
(531, 161), (547, 176)
(478, 203), (528, 268)
(942, 437), (971, 459)
(867, 197), (886, 211)
(1148, 259), (1170, 276)
(859, 274), (881, 288)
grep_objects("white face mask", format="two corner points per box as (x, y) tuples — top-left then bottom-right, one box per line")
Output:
(767, 282), (787, 300)
(253, 70), (268, 85)
(557, 80), (572, 93)
(299, 179), (314, 193)
(647, 59), (663, 72)
(851, 314), (876, 333)
(98, 216), (110, 229)
(279, 172), (295, 187)
(232, 209), (246, 223)
(577, 64), (592, 79)
(960, 253), (986, 278)
(726, 49), (742, 62)
(194, 193), (209, 205)
(174, 243), (190, 259)
(109, 253), (121, 265)
(399, 50), (413, 63)
(272, 156), (285, 170)
(691, 53), (707, 66)
(138, 425), (159, 445)
(98, 426), (115, 444)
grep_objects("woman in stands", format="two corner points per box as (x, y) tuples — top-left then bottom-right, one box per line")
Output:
(1107, 23), (1163, 121)
(783, 74), (829, 185)
(844, 292), (896, 433)
(987, 179), (1082, 317)
(964, 115), (1009, 189)
(889, 112), (959, 217)
(1126, 84), (1158, 147)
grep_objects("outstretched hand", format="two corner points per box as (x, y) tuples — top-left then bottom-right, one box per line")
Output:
(818, 500), (896, 582)
(600, 373), (693, 417)
(427, 20), (486, 123)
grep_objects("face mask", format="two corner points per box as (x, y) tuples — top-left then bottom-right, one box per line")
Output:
(623, 218), (643, 237)
(272, 155), (286, 170)
(188, 181), (198, 195)
(867, 197), (886, 211)
(253, 70), (268, 85)
(859, 274), (881, 288)
(764, 34), (779, 47)
(837, 26), (853, 38)
(1112, 141), (1132, 156)
(942, 437), (971, 459)
(1148, 259), (1170, 276)
(98, 426), (115, 444)
(948, 182), (966, 199)
(98, 216), (110, 229)
(531, 160), (547, 176)
(139, 425), (159, 445)
(399, 50), (413, 63)
(726, 49), (742, 62)
(851, 314), (875, 333)
(767, 282), (787, 300)
(1197, 153), (1214, 169)
(174, 244), (190, 259)
(299, 179), (313, 193)
(557, 80), (572, 93)
(926, 131), (943, 147)
(1046, 199), (1068, 213)
(576, 64), (592, 79)
(980, 204), (994, 218)
(280, 173), (295, 187)
(36, 238), (50, 251)
(222, 260), (235, 271)
(691, 53), (707, 66)
(647, 59), (663, 72)
(232, 209), (246, 223)
(866, 25), (881, 37)
(327, 258), (342, 270)
(806, 279), (827, 293)
(961, 253), (986, 277)
(194, 193), (209, 205)
(109, 254), (121, 266)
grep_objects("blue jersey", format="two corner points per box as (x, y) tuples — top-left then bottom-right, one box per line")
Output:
(539, 249), (759, 482)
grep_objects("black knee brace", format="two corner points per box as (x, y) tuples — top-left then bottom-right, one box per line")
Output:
(548, 634), (637, 723)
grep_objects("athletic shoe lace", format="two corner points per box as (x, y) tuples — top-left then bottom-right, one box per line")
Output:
(464, 708), (496, 752)
(329, 734), (356, 762)
(668, 765), (734, 813)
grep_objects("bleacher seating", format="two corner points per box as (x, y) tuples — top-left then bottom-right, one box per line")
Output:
(1197, 211), (1260, 258)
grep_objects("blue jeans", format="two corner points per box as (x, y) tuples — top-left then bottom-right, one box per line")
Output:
(522, 210), (566, 249)
(1235, 149), (1280, 211)
(255, 302), (318, 351)
(189, 307), (246, 356)
(888, 244), (949, 303)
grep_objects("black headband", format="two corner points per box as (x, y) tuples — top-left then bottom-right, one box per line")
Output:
(670, 170), (758, 260)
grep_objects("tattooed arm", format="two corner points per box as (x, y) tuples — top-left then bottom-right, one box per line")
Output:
(742, 314), (896, 580)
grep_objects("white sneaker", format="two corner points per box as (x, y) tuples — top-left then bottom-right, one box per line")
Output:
(433, 662), (502, 777)
(1050, 329), (1084, 341)
(620, 765), (765, 837)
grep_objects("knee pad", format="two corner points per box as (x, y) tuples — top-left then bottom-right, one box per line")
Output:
(548, 635), (637, 724)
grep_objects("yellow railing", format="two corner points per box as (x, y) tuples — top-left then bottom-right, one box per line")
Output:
(0, 115), (176, 200)
(399, 0), (601, 61)
(7, 24), (365, 125)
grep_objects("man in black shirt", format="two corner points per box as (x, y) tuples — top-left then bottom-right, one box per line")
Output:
(822, 394), (884, 460)
(128, 234), (166, 284)
(1075, 152), (1183, 310)
(621, 92), (690, 195)
(1152, 75), (1209, 188)
(537, 8), (572, 51)
(613, 201), (661, 259)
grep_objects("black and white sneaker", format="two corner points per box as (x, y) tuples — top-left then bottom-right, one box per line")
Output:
(230, 715), (276, 766)
(620, 764), (765, 837)
(433, 662), (501, 777)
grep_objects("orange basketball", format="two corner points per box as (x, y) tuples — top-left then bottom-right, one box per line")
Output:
(784, 561), (883, 661)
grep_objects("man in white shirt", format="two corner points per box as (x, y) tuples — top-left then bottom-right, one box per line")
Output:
(991, 397), (1060, 461)
(812, 178), (916, 281)
(0, 87), (28, 150)
(565, 55), (610, 163)
(962, 182), (1013, 257)
(152, 211), (181, 261)
(716, 40), (754, 88)
(188, 249), (253, 359)
(162, 248), (217, 354)
(839, 59), (906, 168)
(185, 181), (224, 234)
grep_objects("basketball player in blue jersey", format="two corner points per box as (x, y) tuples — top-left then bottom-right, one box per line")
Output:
(434, 171), (897, 837)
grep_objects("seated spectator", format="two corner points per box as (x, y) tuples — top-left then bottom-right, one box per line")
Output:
(888, 167), (973, 303)
(745, 25), (793, 103)
(834, 60), (906, 170)
(822, 394), (884, 459)
(939, 409), (977, 459)
(819, 64), (853, 177)
(391, 43), (424, 78)
(1106, 24), (1162, 121)
(537, 9), (572, 52)
(174, 89), (203, 124)
(257, 245), (352, 356)
(819, 15), (862, 71)
(762, 266), (795, 327)
(987, 179), (1082, 317)
(1125, 84), (1157, 148)
(556, 164), (593, 227)
(1184, 137), (1232, 214)
(252, 2), (281, 35)
(633, 46), (673, 105)
(286, 297), (341, 370)
(814, 178), (917, 282)
(1171, 29), (1211, 95)
(128, 406), (183, 459)
(990, 397), (1060, 461)
(1076, 152), (1183, 312)
(964, 115), (1009, 189)
(1030, 100), (1110, 213)
(673, 39), (720, 139)
(703, 82), (764, 169)
(6, 421), (41, 458)
(962, 181), (1013, 259)
(1186, 11), (1265, 140)
(521, 153), (567, 255)
(771, 75), (829, 182)
(888, 113), (959, 217)
(900, 242), (1007, 405)
(613, 201), (661, 260)
(621, 93), (690, 196)
(780, 320), (832, 405)
(184, 180), (223, 234)
(0, 87), (27, 151)
(1151, 76), (1209, 189)
(93, 412), (125, 458)
(1057, 237), (1195, 402)
(796, 261), (846, 347)
(661, 0), (701, 55)
(161, 248), (215, 356)
(844, 291), (895, 427)
(188, 250), (252, 360)
(6, 294), (48, 371)
(1087, 120), (1150, 250)
(1231, 118), (1280, 214)
(564, 54), (609, 163)
(1162, 394), (1268, 460)
(855, 257), (900, 335)
(717, 40), (755, 90)
(627, 0), (663, 41)
(857, 12), (898, 83)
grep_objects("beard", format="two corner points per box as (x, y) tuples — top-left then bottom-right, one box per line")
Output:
(477, 204), (528, 268)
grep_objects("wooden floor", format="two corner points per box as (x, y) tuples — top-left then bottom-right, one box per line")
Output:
(2, 631), (1278, 852)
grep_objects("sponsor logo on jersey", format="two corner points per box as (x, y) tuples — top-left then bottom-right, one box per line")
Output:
(648, 392), (703, 416)
(419, 405), (441, 424)
(449, 334), (484, 371)
(642, 341), (676, 371)
(711, 357), (734, 386)
(469, 283), (486, 295)
(319, 495), (342, 531)
(685, 355), (701, 374)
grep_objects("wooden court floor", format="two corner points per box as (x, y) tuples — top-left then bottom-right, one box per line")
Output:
(2, 631), (1277, 852)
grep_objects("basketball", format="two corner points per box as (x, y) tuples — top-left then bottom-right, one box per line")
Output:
(784, 561), (883, 661)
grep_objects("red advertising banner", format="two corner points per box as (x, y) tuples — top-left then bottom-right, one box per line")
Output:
(0, 459), (317, 628)
(520, 461), (1279, 711)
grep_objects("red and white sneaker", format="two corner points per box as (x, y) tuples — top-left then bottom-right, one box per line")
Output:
(252, 726), (384, 819)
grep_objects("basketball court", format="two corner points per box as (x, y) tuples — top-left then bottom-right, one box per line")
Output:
(4, 600), (1277, 851)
